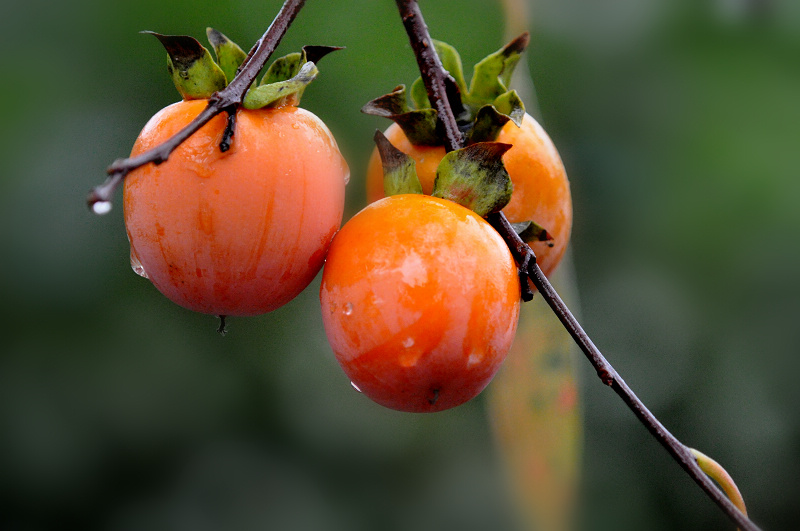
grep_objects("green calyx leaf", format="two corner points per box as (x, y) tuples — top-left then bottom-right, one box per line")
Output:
(511, 221), (554, 246)
(432, 142), (513, 217)
(206, 28), (247, 84)
(248, 45), (342, 108)
(261, 45), (342, 85)
(144, 31), (227, 100)
(493, 90), (525, 126)
(363, 33), (530, 146)
(433, 40), (468, 95)
(242, 61), (318, 109)
(373, 130), (423, 196)
(261, 52), (305, 86)
(361, 85), (442, 146)
(410, 77), (430, 111)
(467, 90), (525, 144)
(467, 32), (530, 105)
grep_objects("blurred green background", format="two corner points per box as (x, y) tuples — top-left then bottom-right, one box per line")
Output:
(1, 0), (798, 529)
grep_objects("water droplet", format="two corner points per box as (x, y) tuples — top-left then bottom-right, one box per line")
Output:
(350, 381), (362, 393)
(92, 201), (112, 215)
(291, 122), (300, 129)
(402, 337), (415, 348)
(343, 302), (353, 316)
(130, 250), (149, 279)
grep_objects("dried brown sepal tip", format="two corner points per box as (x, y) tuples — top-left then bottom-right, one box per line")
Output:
(512, 221), (554, 247)
(432, 142), (513, 217)
(361, 85), (441, 146)
(373, 130), (423, 196)
(363, 34), (529, 146)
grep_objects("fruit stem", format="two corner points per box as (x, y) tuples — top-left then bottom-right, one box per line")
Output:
(219, 106), (237, 152)
(395, 1), (760, 529)
(217, 315), (228, 336)
(87, 0), (308, 212)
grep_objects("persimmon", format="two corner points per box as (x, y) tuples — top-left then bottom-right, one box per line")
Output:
(123, 31), (347, 316)
(362, 34), (572, 277)
(125, 102), (346, 316)
(320, 195), (521, 413)
(365, 114), (571, 276)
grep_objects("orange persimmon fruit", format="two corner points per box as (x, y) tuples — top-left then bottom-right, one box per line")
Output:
(320, 194), (521, 413)
(124, 100), (347, 316)
(365, 114), (572, 277)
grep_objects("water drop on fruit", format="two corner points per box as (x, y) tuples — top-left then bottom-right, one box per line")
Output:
(350, 381), (362, 393)
(92, 201), (112, 215)
(130, 250), (149, 279)
(343, 302), (353, 316)
(402, 337), (415, 348)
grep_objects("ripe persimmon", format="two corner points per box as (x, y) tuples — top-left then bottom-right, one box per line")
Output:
(123, 33), (347, 316)
(320, 195), (520, 413)
(125, 101), (346, 316)
(366, 114), (571, 277)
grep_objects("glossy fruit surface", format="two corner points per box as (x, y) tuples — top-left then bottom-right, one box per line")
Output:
(366, 113), (572, 276)
(124, 100), (347, 316)
(320, 195), (520, 413)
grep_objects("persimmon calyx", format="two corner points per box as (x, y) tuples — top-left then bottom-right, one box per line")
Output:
(467, 32), (529, 105)
(361, 33), (529, 145)
(143, 32), (227, 100)
(372, 132), (512, 217)
(374, 130), (423, 196)
(206, 28), (247, 84)
(467, 91), (525, 144)
(243, 61), (318, 109)
(511, 221), (554, 246)
(361, 85), (442, 146)
(433, 142), (513, 217)
(146, 28), (342, 107)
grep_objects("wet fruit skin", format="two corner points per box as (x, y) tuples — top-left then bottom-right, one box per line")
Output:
(124, 100), (347, 316)
(366, 114), (572, 277)
(320, 195), (521, 413)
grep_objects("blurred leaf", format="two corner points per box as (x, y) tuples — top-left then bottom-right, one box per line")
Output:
(487, 264), (582, 531)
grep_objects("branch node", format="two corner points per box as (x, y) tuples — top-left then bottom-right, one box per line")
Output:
(598, 369), (614, 386)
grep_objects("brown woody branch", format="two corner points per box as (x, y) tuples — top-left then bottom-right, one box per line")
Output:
(394, 1), (760, 529)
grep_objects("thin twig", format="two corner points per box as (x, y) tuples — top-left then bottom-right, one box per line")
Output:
(87, 0), (308, 212)
(396, 0), (462, 152)
(394, 1), (760, 529)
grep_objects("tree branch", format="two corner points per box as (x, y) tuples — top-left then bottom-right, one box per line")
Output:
(394, 1), (760, 529)
(87, 0), (308, 213)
